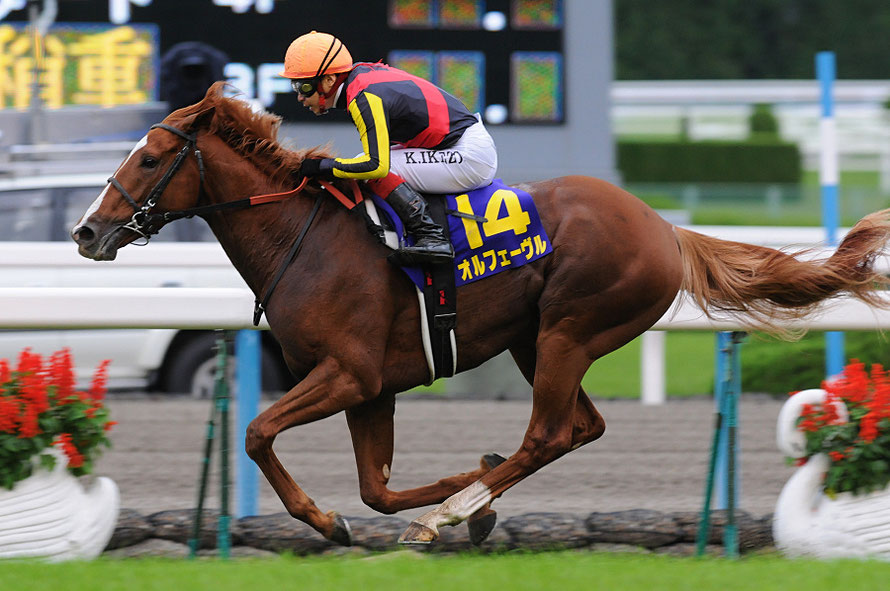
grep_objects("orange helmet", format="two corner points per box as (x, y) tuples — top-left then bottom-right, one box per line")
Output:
(280, 31), (353, 79)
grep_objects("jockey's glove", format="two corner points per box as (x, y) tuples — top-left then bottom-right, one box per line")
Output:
(299, 158), (334, 180)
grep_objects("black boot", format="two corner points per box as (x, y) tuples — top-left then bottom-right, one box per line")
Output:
(386, 183), (454, 265)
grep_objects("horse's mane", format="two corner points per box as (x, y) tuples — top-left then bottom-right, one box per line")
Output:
(167, 81), (335, 186)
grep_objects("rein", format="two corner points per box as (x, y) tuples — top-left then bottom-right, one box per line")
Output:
(107, 122), (361, 325)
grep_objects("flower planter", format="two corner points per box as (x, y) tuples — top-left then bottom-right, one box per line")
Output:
(774, 388), (890, 559)
(0, 450), (119, 561)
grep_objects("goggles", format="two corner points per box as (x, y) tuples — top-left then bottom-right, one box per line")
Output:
(291, 78), (319, 97)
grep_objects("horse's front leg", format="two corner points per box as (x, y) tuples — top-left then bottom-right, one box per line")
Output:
(245, 356), (375, 546)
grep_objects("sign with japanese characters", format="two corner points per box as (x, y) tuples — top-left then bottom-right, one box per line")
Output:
(0, 23), (157, 109)
(1, 1), (563, 122)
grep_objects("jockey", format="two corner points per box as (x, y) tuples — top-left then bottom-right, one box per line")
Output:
(280, 31), (498, 265)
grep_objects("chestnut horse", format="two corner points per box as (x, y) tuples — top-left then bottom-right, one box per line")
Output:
(72, 84), (890, 546)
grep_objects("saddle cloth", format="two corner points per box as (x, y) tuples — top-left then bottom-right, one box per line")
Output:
(367, 179), (553, 288)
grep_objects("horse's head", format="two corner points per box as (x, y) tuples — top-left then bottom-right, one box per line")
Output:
(71, 108), (215, 260)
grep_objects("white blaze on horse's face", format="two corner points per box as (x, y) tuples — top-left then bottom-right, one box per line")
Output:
(76, 134), (149, 229)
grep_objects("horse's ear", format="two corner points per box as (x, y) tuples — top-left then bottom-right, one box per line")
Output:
(183, 106), (216, 133)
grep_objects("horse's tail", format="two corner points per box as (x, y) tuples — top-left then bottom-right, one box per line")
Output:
(675, 208), (890, 334)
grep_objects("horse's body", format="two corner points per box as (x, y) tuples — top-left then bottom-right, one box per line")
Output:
(72, 84), (890, 545)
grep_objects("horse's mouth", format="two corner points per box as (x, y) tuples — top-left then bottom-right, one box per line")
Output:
(77, 227), (133, 261)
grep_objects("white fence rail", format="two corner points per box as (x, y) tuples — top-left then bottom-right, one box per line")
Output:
(3, 230), (889, 405)
(2, 287), (889, 406)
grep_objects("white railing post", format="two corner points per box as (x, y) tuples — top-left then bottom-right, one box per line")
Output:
(641, 331), (666, 405)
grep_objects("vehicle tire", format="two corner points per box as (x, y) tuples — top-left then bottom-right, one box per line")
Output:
(161, 332), (290, 397)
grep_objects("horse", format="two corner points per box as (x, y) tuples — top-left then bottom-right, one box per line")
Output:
(72, 83), (890, 546)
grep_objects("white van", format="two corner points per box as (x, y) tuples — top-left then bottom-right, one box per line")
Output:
(0, 172), (293, 395)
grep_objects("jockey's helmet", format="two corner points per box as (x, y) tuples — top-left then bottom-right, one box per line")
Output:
(280, 31), (353, 80)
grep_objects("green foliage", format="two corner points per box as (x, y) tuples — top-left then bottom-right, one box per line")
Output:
(616, 1), (890, 79)
(618, 140), (801, 183)
(742, 333), (890, 394)
(748, 103), (779, 139)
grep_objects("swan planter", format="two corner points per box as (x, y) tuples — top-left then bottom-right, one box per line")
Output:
(0, 348), (119, 561)
(0, 450), (119, 561)
(775, 376), (890, 560)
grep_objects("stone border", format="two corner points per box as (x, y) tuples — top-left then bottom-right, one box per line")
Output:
(105, 508), (774, 558)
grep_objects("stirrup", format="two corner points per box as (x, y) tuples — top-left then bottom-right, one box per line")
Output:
(388, 243), (453, 266)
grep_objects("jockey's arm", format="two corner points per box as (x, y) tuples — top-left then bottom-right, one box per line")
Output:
(316, 91), (391, 180)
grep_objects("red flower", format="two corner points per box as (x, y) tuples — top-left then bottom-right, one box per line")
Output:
(16, 350), (48, 415)
(89, 360), (111, 402)
(830, 360), (870, 407)
(103, 421), (117, 432)
(829, 451), (847, 462)
(49, 349), (75, 402)
(0, 397), (17, 432)
(17, 401), (40, 438)
(55, 433), (84, 468)
(0, 359), (9, 384)
(860, 413), (880, 443)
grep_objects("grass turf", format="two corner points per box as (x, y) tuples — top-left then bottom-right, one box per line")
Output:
(2, 551), (890, 591)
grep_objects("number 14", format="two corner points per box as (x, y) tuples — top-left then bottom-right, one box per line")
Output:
(454, 189), (531, 249)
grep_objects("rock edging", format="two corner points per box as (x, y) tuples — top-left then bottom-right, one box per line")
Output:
(106, 508), (773, 557)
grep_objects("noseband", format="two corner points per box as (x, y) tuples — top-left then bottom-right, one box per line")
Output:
(108, 123), (205, 240)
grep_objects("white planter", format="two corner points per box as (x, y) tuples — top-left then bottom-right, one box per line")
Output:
(0, 450), (119, 561)
(774, 389), (890, 559)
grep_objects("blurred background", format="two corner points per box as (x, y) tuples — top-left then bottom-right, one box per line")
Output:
(2, 0), (890, 398)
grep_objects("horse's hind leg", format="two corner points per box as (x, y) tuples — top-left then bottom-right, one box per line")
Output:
(399, 324), (606, 544)
(511, 340), (606, 451)
(345, 393), (504, 514)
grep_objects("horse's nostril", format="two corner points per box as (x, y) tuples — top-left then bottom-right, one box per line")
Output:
(73, 225), (96, 244)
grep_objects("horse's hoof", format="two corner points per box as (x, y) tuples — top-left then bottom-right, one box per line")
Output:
(398, 521), (438, 545)
(482, 453), (507, 470)
(467, 507), (498, 546)
(327, 511), (353, 546)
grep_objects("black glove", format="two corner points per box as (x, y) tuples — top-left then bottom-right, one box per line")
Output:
(299, 158), (331, 179)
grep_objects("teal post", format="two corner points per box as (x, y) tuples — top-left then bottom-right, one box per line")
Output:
(215, 333), (232, 559)
(696, 331), (744, 558)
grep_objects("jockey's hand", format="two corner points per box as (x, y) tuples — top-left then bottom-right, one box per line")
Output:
(299, 158), (333, 180)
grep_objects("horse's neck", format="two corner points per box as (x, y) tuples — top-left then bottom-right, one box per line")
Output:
(201, 165), (318, 297)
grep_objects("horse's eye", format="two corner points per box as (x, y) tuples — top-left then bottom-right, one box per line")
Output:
(141, 155), (159, 169)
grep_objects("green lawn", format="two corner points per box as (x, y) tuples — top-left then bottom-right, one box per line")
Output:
(582, 332), (716, 398)
(3, 552), (890, 591)
(412, 331), (883, 400)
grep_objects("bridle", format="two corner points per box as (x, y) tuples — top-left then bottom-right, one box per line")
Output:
(102, 121), (362, 325)
(109, 123), (205, 241)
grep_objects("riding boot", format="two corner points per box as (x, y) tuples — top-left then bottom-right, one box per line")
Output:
(386, 183), (454, 265)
